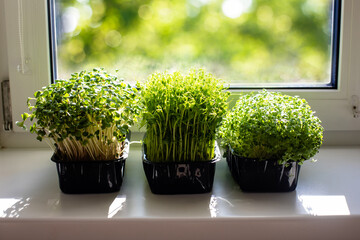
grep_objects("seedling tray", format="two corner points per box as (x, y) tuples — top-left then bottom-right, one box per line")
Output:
(51, 140), (129, 194)
(142, 142), (220, 194)
(226, 147), (301, 192)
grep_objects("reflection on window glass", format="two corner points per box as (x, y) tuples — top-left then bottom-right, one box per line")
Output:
(54, 0), (336, 85)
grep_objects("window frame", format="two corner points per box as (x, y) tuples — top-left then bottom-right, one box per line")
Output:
(1, 0), (360, 147)
(51, 0), (342, 90)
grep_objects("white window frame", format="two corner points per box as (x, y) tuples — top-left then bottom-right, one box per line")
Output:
(1, 0), (360, 147)
(3, 0), (51, 129)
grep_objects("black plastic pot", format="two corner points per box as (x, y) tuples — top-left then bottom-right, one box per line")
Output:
(142, 142), (221, 194)
(51, 140), (129, 194)
(226, 147), (301, 192)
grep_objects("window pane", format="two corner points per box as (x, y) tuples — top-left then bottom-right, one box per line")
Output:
(53, 0), (337, 87)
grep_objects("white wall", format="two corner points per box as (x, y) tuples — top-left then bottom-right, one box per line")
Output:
(0, 0), (8, 79)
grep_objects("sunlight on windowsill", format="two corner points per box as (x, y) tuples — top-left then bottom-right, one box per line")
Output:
(298, 195), (350, 216)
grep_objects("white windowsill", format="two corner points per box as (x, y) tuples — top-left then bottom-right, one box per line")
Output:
(1, 143), (360, 239)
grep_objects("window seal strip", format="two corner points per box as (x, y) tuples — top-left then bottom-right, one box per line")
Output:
(47, 0), (57, 83)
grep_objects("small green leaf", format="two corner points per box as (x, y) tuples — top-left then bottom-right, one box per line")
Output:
(15, 121), (26, 130)
(21, 113), (30, 121)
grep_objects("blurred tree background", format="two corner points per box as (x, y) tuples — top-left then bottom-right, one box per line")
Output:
(55, 0), (333, 84)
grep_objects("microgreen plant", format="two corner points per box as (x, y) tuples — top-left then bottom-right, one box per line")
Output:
(218, 90), (324, 164)
(16, 68), (141, 161)
(141, 68), (229, 162)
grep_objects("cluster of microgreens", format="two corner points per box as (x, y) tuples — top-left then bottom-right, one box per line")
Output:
(140, 69), (229, 162)
(16, 68), (141, 161)
(218, 90), (323, 164)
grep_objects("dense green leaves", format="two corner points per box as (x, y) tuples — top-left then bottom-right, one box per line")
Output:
(218, 90), (323, 164)
(141, 68), (229, 162)
(16, 68), (141, 161)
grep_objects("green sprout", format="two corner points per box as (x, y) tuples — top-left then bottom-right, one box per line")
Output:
(140, 68), (230, 162)
(16, 68), (141, 161)
(218, 90), (324, 164)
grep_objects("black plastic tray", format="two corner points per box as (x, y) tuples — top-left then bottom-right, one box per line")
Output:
(51, 140), (129, 194)
(142, 142), (220, 194)
(226, 147), (301, 192)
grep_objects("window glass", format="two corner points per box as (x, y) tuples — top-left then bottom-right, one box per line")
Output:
(53, 0), (338, 87)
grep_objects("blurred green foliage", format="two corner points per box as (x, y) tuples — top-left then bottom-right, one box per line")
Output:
(56, 0), (333, 84)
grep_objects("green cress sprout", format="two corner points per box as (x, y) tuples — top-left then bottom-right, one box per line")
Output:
(218, 90), (324, 164)
(16, 68), (141, 161)
(140, 68), (230, 162)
